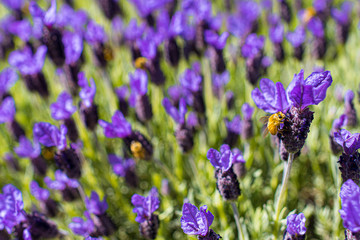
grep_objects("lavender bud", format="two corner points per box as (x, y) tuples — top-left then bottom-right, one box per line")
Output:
(195, 20), (209, 53)
(330, 132), (343, 155)
(139, 214), (159, 239)
(336, 23), (350, 44)
(135, 94), (153, 123)
(274, 43), (285, 62)
(225, 91), (235, 110)
(215, 168), (241, 201)
(42, 198), (59, 217)
(175, 124), (194, 152)
(338, 152), (360, 184)
(63, 118), (79, 142)
(97, 0), (122, 20)
(26, 212), (60, 239)
(23, 72), (49, 97)
(344, 91), (358, 127)
(198, 229), (221, 240)
(7, 120), (25, 141)
(241, 119), (253, 140)
(164, 38), (180, 67)
(80, 103), (99, 131)
(283, 229), (306, 240)
(279, 0), (292, 23)
(41, 27), (65, 67)
(63, 63), (81, 96)
(246, 55), (263, 85)
(54, 148), (82, 179)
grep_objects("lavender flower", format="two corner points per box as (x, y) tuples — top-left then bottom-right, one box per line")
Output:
(115, 86), (129, 116)
(33, 122), (67, 151)
(131, 187), (160, 239)
(78, 72), (98, 130)
(130, 0), (171, 23)
(45, 170), (80, 201)
(0, 96), (25, 140)
(85, 20), (107, 46)
(344, 90), (357, 127)
(85, 192), (108, 215)
(241, 103), (254, 140)
(224, 115), (241, 147)
(231, 147), (246, 178)
(0, 68), (18, 98)
(339, 179), (360, 235)
(162, 98), (186, 125)
(241, 34), (265, 59)
(286, 27), (306, 60)
(329, 114), (348, 155)
(181, 203), (220, 239)
(108, 154), (138, 187)
(69, 211), (95, 237)
(30, 181), (60, 217)
(50, 92), (77, 120)
(284, 213), (307, 238)
(63, 31), (83, 65)
(1, 0), (24, 11)
(7, 20), (32, 42)
(99, 111), (132, 138)
(332, 2), (352, 43)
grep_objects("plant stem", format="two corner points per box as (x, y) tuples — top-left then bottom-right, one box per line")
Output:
(231, 202), (244, 240)
(273, 152), (295, 238)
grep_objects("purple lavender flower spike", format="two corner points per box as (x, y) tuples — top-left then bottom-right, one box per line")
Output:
(0, 68), (18, 97)
(14, 137), (40, 159)
(237, 0), (260, 25)
(30, 181), (50, 201)
(212, 71), (230, 89)
(207, 146), (233, 171)
(242, 103), (254, 121)
(339, 179), (360, 233)
(43, 0), (57, 27)
(307, 17), (324, 38)
(78, 72), (96, 108)
(85, 20), (107, 46)
(7, 20), (32, 42)
(269, 23), (284, 44)
(333, 114), (348, 130)
(85, 191), (108, 215)
(334, 129), (360, 155)
(205, 30), (229, 50)
(227, 15), (251, 39)
(115, 86), (129, 100)
(187, 112), (199, 128)
(130, 0), (171, 19)
(124, 19), (145, 41)
(69, 211), (95, 237)
(286, 26), (306, 48)
(136, 28), (159, 60)
(286, 213), (307, 236)
(0, 96), (15, 123)
(63, 31), (83, 65)
(251, 78), (290, 114)
(1, 0), (24, 10)
(9, 45), (47, 75)
(108, 154), (135, 177)
(129, 69), (148, 97)
(287, 69), (332, 109)
(131, 187), (160, 223)
(50, 92), (77, 120)
(99, 111), (132, 138)
(180, 69), (202, 93)
(332, 1), (352, 25)
(162, 98), (187, 124)
(225, 115), (241, 135)
(33, 122), (67, 150)
(241, 34), (265, 59)
(232, 148), (245, 164)
(44, 170), (80, 190)
(180, 203), (215, 237)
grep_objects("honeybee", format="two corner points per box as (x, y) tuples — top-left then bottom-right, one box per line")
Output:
(134, 57), (148, 70)
(260, 112), (286, 137)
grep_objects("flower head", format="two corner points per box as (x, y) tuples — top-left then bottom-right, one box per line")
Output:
(332, 114), (348, 130)
(130, 0), (171, 18)
(33, 122), (67, 150)
(286, 213), (307, 236)
(207, 144), (233, 171)
(225, 115), (241, 135)
(339, 179), (360, 233)
(162, 98), (187, 125)
(212, 71), (230, 90)
(334, 129), (360, 155)
(69, 211), (94, 237)
(85, 191), (108, 215)
(50, 92), (77, 120)
(269, 23), (284, 44)
(129, 69), (148, 100)
(56, 5), (88, 33)
(241, 103), (254, 121)
(1, 0), (24, 10)
(63, 31), (83, 65)
(0, 96), (15, 123)
(332, 1), (352, 25)
(30, 181), (50, 201)
(180, 203), (214, 237)
(44, 170), (80, 190)
(131, 187), (160, 223)
(137, 28), (161, 60)
(29, 0), (57, 27)
(78, 72), (96, 108)
(204, 30), (229, 50)
(14, 136), (40, 159)
(286, 26), (306, 47)
(108, 154), (135, 177)
(7, 20), (32, 42)
(85, 20), (106, 46)
(179, 68), (202, 93)
(241, 34), (265, 59)
(232, 148), (245, 164)
(124, 19), (145, 41)
(157, 11), (186, 39)
(307, 17), (324, 38)
(0, 68), (18, 97)
(99, 111), (132, 138)
(9, 45), (47, 75)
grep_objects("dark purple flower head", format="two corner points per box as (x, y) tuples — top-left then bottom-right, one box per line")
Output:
(286, 213), (307, 236)
(130, 0), (171, 18)
(344, 90), (354, 103)
(124, 19), (145, 41)
(0, 184), (26, 234)
(227, 15), (251, 39)
(205, 30), (229, 50)
(334, 129), (360, 155)
(225, 115), (241, 134)
(50, 91), (77, 120)
(269, 23), (284, 44)
(131, 187), (160, 223)
(286, 69), (332, 109)
(187, 112), (199, 128)
(0, 68), (18, 97)
(314, 0), (328, 12)
(179, 68), (202, 92)
(85, 20), (106, 46)
(8, 20), (32, 42)
(9, 45), (47, 75)
(63, 31), (83, 65)
(78, 72), (96, 108)
(137, 28), (161, 60)
(14, 136), (40, 159)
(85, 191), (108, 215)
(332, 1), (352, 25)
(0, 96), (15, 123)
(251, 78), (290, 114)
(115, 86), (129, 100)
(162, 98), (187, 125)
(286, 26), (306, 47)
(157, 10), (186, 39)
(212, 71), (229, 89)
(44, 170), (79, 190)
(1, 0), (24, 10)
(339, 179), (360, 233)
(69, 211), (94, 237)
(307, 17), (324, 38)
(180, 203), (214, 237)
(236, 0), (260, 23)
(108, 154), (135, 177)
(242, 103), (254, 121)
(332, 114), (348, 130)
(241, 34), (265, 59)
(56, 5), (88, 33)
(30, 181), (50, 201)
(168, 85), (183, 103)
(232, 148), (245, 164)
(99, 111), (132, 138)
(33, 122), (67, 150)
(129, 69), (148, 97)
(207, 145), (233, 171)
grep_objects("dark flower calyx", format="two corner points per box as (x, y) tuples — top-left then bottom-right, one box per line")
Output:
(338, 151), (360, 184)
(215, 168), (241, 201)
(198, 229), (222, 240)
(54, 148), (82, 179)
(139, 214), (159, 239)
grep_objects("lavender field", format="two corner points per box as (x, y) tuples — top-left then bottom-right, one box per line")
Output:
(0, 0), (359, 239)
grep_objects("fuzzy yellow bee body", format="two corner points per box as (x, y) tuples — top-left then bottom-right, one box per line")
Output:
(260, 112), (286, 137)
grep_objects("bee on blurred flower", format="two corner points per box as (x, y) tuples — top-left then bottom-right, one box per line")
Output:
(130, 141), (147, 159)
(134, 57), (148, 70)
(302, 7), (316, 24)
(260, 112), (286, 137)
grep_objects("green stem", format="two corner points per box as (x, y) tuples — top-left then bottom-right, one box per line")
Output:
(231, 202), (245, 240)
(273, 152), (295, 238)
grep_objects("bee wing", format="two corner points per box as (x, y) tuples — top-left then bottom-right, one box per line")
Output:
(262, 127), (269, 137)
(259, 116), (269, 124)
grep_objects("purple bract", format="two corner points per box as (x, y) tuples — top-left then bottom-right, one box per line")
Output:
(85, 191), (108, 215)
(180, 202), (214, 237)
(50, 91), (77, 120)
(33, 122), (67, 150)
(98, 111), (132, 138)
(9, 45), (47, 75)
(131, 187), (160, 223)
(286, 213), (307, 236)
(0, 96), (15, 123)
(108, 154), (135, 177)
(78, 72), (96, 108)
(14, 136), (40, 159)
(44, 170), (80, 190)
(162, 98), (187, 125)
(207, 144), (233, 171)
(339, 179), (360, 233)
(30, 181), (50, 201)
(334, 129), (360, 155)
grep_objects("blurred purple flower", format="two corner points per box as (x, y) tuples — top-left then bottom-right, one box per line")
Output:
(8, 20), (32, 42)
(286, 26), (306, 47)
(1, 0), (24, 10)
(227, 15), (251, 39)
(44, 170), (80, 190)
(115, 86), (129, 100)
(207, 144), (233, 171)
(286, 213), (307, 236)
(108, 154), (135, 177)
(69, 211), (94, 237)
(50, 91), (77, 120)
(307, 17), (324, 38)
(339, 179), (360, 233)
(180, 68), (202, 92)
(85, 20), (106, 46)
(130, 0), (171, 18)
(168, 85), (183, 103)
(332, 1), (352, 25)
(56, 5), (88, 33)
(130, 69), (148, 97)
(30, 181), (50, 201)
(85, 191), (108, 215)
(332, 114), (348, 130)
(334, 129), (360, 155)
(180, 203), (214, 237)
(236, 0), (260, 23)
(137, 28), (160, 60)
(78, 72), (96, 108)
(242, 103), (254, 121)
(241, 34), (265, 59)
(124, 19), (145, 41)
(9, 45), (47, 75)
(212, 71), (229, 88)
(225, 115), (241, 135)
(0, 68), (18, 97)
(131, 187), (160, 223)
(340, 179), (360, 201)
(269, 23), (284, 44)
(43, 0), (57, 27)
(182, 0), (212, 23)
(98, 111), (132, 138)
(0, 96), (15, 123)
(232, 148), (245, 164)
(157, 11), (186, 39)
(187, 112), (199, 128)
(162, 98), (187, 124)
(14, 136), (40, 159)
(205, 30), (229, 50)
(63, 31), (83, 65)
(33, 122), (67, 150)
